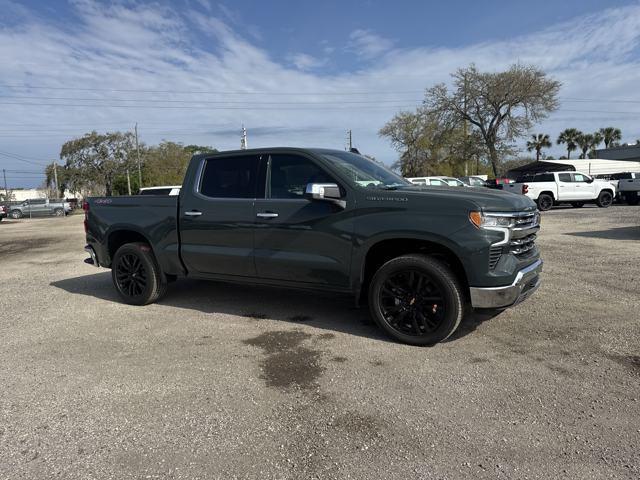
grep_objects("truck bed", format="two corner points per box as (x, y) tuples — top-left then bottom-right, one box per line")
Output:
(85, 195), (183, 275)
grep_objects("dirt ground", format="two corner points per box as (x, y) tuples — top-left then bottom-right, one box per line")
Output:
(0, 206), (638, 479)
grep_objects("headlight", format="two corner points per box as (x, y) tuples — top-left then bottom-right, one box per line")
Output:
(469, 212), (515, 229)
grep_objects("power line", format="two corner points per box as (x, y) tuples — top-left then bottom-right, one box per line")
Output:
(0, 83), (423, 96)
(0, 95), (421, 105)
(0, 101), (418, 110)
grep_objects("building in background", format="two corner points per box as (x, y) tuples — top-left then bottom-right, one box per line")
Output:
(595, 143), (640, 162)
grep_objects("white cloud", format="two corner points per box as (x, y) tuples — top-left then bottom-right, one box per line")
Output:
(347, 29), (394, 59)
(1, 1), (640, 186)
(288, 52), (327, 71)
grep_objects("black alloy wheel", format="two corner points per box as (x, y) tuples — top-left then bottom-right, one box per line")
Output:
(596, 191), (613, 208)
(115, 253), (148, 298)
(379, 269), (446, 337)
(537, 194), (553, 211)
(369, 255), (464, 346)
(111, 242), (167, 305)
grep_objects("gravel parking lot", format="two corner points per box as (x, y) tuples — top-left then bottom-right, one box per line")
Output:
(1, 207), (639, 479)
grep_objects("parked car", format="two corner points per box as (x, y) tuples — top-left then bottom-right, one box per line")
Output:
(84, 147), (542, 346)
(484, 178), (515, 189)
(505, 171), (616, 211)
(407, 176), (468, 187)
(611, 172), (640, 205)
(458, 176), (486, 187)
(0, 204), (6, 222)
(8, 198), (72, 219)
(138, 186), (181, 196)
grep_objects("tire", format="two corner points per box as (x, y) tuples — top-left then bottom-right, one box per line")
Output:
(111, 242), (167, 306)
(596, 190), (613, 208)
(537, 194), (553, 211)
(625, 193), (639, 206)
(368, 254), (464, 346)
(10, 210), (22, 219)
(53, 208), (64, 216)
(571, 202), (584, 208)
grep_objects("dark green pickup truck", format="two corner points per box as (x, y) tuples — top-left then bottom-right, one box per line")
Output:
(84, 147), (542, 345)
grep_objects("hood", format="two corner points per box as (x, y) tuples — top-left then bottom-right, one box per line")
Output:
(395, 185), (537, 212)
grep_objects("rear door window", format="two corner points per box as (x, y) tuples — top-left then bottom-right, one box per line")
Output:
(200, 155), (260, 198)
(558, 173), (572, 183)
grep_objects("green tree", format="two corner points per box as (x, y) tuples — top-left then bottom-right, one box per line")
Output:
(60, 131), (135, 196)
(424, 64), (561, 176)
(184, 145), (217, 155)
(142, 141), (193, 186)
(557, 128), (581, 159)
(379, 108), (486, 176)
(599, 127), (622, 149)
(526, 133), (552, 161)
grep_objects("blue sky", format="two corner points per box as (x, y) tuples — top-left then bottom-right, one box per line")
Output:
(2, 0), (640, 188)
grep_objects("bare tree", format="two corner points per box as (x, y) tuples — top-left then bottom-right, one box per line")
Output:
(425, 64), (561, 175)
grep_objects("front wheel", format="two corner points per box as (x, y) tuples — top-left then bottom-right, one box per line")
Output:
(596, 191), (613, 208)
(53, 208), (64, 216)
(112, 242), (167, 305)
(368, 255), (464, 346)
(10, 210), (22, 219)
(537, 194), (553, 211)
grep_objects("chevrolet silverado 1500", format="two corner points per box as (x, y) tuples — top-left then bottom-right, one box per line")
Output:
(84, 148), (543, 345)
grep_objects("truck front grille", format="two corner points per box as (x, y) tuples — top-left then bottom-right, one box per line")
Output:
(509, 233), (537, 256)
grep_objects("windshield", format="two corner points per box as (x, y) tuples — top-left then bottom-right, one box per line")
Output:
(316, 151), (409, 189)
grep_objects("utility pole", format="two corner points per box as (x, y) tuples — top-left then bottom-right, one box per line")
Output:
(240, 125), (248, 150)
(3, 169), (8, 199)
(347, 129), (353, 150)
(126, 169), (132, 195)
(463, 73), (469, 176)
(53, 161), (59, 199)
(135, 123), (142, 189)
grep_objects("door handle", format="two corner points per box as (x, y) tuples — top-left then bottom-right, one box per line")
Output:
(256, 212), (278, 218)
(184, 211), (202, 216)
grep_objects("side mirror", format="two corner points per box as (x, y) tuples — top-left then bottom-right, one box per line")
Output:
(586, 177), (594, 183)
(304, 183), (345, 208)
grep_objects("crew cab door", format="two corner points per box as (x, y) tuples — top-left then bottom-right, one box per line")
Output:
(571, 173), (596, 199)
(556, 173), (577, 200)
(253, 153), (353, 287)
(179, 153), (262, 277)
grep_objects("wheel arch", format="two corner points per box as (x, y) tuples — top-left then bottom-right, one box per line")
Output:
(356, 237), (469, 305)
(106, 228), (154, 267)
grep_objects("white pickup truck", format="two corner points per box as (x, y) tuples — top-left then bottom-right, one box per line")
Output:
(613, 172), (640, 205)
(505, 171), (616, 211)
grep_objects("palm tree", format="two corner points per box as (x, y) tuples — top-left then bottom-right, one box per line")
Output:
(526, 133), (552, 161)
(575, 132), (603, 159)
(557, 128), (581, 159)
(599, 127), (622, 148)
(590, 131), (603, 157)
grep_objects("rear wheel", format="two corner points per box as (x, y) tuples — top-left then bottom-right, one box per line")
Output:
(10, 210), (22, 219)
(571, 202), (584, 208)
(368, 255), (464, 346)
(596, 190), (613, 208)
(112, 242), (167, 305)
(624, 193), (639, 206)
(53, 208), (64, 216)
(537, 194), (553, 211)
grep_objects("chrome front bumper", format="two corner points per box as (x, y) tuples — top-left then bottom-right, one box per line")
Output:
(470, 259), (543, 309)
